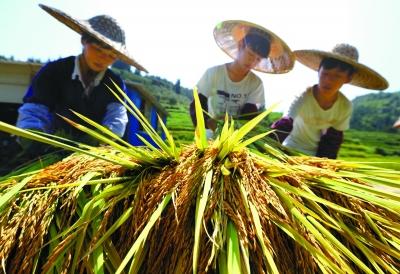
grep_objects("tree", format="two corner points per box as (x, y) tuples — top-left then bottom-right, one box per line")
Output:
(174, 79), (181, 94)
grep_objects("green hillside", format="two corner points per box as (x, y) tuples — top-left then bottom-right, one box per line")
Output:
(350, 91), (400, 132)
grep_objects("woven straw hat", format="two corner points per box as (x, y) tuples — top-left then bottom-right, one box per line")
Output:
(294, 43), (388, 90)
(394, 117), (400, 128)
(39, 4), (147, 72)
(213, 20), (295, 74)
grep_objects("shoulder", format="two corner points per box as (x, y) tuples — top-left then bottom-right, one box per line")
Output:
(39, 56), (75, 73)
(337, 91), (352, 109)
(204, 64), (225, 75)
(104, 68), (124, 88)
(247, 70), (262, 84)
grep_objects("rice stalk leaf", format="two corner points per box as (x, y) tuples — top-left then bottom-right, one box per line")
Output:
(136, 134), (167, 158)
(273, 218), (343, 273)
(88, 207), (134, 255)
(338, 220), (396, 274)
(48, 222), (62, 273)
(217, 104), (278, 160)
(239, 241), (250, 274)
(116, 193), (172, 274)
(193, 169), (213, 274)
(365, 210), (400, 232)
(275, 187), (351, 273)
(269, 178), (355, 215)
(71, 196), (106, 273)
(249, 201), (279, 274)
(157, 114), (178, 159)
(53, 184), (126, 242)
(106, 82), (174, 156)
(0, 175), (32, 211)
(73, 171), (101, 196)
(230, 104), (276, 143)
(226, 221), (241, 274)
(308, 216), (373, 274)
(20, 177), (133, 193)
(218, 249), (228, 274)
(104, 240), (124, 273)
(192, 87), (208, 150)
(0, 121), (136, 168)
(317, 178), (400, 214)
(93, 242), (105, 274)
(233, 131), (273, 152)
(363, 211), (389, 245)
(60, 114), (154, 166)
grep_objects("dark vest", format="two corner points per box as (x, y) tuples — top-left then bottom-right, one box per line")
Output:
(24, 56), (125, 137)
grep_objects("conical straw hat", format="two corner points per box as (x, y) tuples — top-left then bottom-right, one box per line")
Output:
(39, 4), (148, 72)
(213, 20), (295, 74)
(294, 43), (388, 90)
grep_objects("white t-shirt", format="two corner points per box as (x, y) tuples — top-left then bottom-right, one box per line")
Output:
(196, 64), (265, 118)
(283, 87), (352, 155)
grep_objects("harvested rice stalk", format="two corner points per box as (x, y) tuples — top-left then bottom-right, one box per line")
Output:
(0, 87), (399, 273)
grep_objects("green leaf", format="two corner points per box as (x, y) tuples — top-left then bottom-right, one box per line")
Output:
(192, 86), (208, 150)
(193, 169), (213, 274)
(0, 175), (32, 211)
(116, 193), (172, 274)
(226, 221), (241, 274)
(249, 201), (280, 274)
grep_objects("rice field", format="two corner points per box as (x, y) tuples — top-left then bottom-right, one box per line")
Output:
(166, 106), (400, 170)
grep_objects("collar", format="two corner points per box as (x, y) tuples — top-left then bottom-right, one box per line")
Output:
(71, 55), (106, 89)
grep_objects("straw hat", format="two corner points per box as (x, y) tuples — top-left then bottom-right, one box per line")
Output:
(39, 4), (147, 72)
(294, 43), (388, 90)
(213, 20), (295, 74)
(393, 117), (400, 128)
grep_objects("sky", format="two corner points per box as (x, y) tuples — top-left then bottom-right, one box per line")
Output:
(1, 0), (399, 111)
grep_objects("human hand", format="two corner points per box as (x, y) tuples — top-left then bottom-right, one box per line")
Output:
(206, 118), (218, 131)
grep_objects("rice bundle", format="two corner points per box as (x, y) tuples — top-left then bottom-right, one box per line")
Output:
(0, 87), (399, 273)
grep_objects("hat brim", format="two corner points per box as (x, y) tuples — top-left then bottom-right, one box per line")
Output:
(39, 4), (148, 72)
(213, 20), (295, 74)
(294, 50), (388, 90)
(394, 118), (400, 128)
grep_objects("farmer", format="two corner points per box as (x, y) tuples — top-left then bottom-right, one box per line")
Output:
(271, 43), (388, 159)
(16, 4), (147, 156)
(189, 20), (295, 138)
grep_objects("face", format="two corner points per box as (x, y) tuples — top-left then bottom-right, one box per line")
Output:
(82, 41), (118, 72)
(318, 66), (352, 94)
(236, 45), (263, 71)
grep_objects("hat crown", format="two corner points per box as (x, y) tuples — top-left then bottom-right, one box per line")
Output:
(88, 15), (125, 44)
(332, 43), (359, 61)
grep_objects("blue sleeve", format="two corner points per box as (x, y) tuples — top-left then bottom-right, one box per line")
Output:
(102, 102), (128, 137)
(16, 103), (53, 133)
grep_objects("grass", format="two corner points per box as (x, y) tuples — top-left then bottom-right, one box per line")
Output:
(339, 129), (400, 170)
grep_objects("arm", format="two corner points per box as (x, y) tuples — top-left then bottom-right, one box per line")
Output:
(316, 127), (344, 159)
(269, 91), (304, 143)
(18, 61), (60, 132)
(102, 102), (128, 137)
(17, 103), (53, 132)
(239, 103), (259, 119)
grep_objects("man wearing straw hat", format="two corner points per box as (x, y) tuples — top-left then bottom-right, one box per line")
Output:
(272, 43), (388, 159)
(16, 4), (147, 156)
(189, 20), (294, 138)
